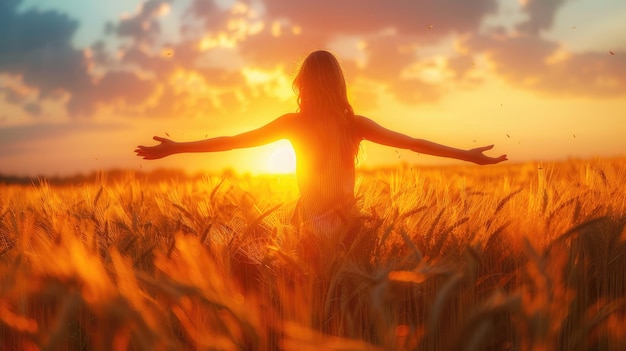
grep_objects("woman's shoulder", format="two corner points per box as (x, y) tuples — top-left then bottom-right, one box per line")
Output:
(277, 112), (372, 135)
(353, 114), (374, 134)
(353, 114), (372, 124)
(265, 112), (299, 131)
(276, 112), (300, 125)
(272, 112), (304, 138)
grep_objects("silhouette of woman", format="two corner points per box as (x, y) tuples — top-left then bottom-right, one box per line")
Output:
(135, 50), (507, 234)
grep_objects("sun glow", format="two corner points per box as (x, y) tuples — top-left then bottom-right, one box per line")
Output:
(264, 141), (296, 174)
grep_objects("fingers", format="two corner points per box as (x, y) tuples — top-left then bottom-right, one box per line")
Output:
(135, 140), (164, 159)
(136, 152), (154, 160)
(494, 154), (508, 163)
(134, 146), (152, 159)
(479, 144), (494, 151)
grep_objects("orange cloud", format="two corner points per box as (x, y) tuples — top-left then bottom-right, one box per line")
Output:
(458, 31), (626, 97)
(3, 0), (625, 123)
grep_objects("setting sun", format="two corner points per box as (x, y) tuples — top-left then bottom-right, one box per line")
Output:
(265, 140), (296, 174)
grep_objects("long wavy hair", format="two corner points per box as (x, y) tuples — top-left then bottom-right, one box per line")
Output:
(293, 50), (359, 166)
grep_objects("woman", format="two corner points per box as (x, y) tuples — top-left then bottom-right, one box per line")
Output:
(135, 50), (507, 234)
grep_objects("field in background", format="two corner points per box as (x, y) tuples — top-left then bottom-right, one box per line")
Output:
(1, 158), (625, 350)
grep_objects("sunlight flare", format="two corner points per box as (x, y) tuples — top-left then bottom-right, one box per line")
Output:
(266, 141), (296, 174)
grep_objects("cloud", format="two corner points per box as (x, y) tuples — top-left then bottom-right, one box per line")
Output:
(90, 40), (112, 66)
(23, 102), (42, 116)
(3, 0), (625, 122)
(0, 0), (167, 117)
(186, 0), (229, 32)
(0, 85), (29, 105)
(184, 0), (499, 105)
(262, 0), (498, 38)
(457, 27), (626, 97)
(517, 0), (567, 35)
(0, 1), (92, 102)
(107, 0), (172, 44)
(65, 71), (156, 116)
(0, 0), (224, 120)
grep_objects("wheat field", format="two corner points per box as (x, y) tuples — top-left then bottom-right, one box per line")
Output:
(1, 157), (625, 350)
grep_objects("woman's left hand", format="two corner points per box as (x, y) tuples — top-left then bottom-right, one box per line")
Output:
(467, 145), (508, 165)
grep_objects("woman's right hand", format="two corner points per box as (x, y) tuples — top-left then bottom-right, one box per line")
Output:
(134, 136), (178, 160)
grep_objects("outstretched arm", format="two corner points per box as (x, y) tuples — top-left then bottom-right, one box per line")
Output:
(135, 113), (294, 160)
(356, 115), (507, 165)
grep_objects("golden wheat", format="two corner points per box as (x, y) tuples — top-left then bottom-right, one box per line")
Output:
(0, 158), (625, 350)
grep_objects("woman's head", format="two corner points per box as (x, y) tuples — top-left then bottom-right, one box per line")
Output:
(293, 50), (352, 116)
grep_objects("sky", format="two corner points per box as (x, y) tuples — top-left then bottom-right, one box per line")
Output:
(1, 0), (625, 177)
